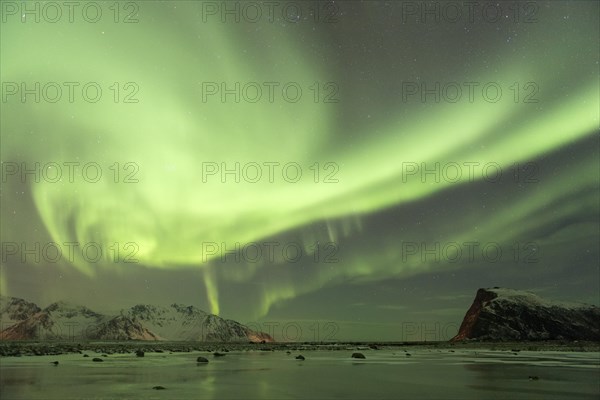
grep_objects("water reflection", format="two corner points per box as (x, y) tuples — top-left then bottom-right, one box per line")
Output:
(1, 351), (598, 400)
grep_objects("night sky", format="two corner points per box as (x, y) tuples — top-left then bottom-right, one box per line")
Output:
(1, 1), (598, 341)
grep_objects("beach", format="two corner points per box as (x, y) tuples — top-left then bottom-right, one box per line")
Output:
(1, 342), (598, 400)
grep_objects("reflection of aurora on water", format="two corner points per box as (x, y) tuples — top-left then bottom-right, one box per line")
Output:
(1, 1), (598, 324)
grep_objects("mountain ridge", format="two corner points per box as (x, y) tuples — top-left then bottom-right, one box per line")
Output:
(0, 295), (273, 342)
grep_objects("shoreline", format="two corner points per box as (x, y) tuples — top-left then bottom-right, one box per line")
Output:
(1, 340), (598, 358)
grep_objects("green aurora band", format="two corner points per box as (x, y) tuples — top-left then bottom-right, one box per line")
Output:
(1, 2), (598, 317)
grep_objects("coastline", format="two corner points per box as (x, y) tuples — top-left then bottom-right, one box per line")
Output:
(1, 340), (599, 358)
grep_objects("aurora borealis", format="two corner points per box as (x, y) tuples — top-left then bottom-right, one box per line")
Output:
(0, 1), (598, 340)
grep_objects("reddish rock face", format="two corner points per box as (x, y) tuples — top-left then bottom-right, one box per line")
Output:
(451, 289), (498, 342)
(246, 330), (275, 343)
(1, 313), (43, 340)
(451, 288), (600, 342)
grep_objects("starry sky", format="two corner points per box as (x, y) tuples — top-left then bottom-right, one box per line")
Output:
(1, 1), (598, 341)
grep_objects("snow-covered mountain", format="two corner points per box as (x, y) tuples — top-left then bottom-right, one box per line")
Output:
(1, 300), (109, 340)
(0, 296), (273, 342)
(125, 304), (271, 342)
(92, 315), (161, 341)
(452, 288), (600, 341)
(125, 304), (207, 340)
(0, 296), (41, 324)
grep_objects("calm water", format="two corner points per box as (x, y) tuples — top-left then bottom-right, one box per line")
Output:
(1, 349), (598, 399)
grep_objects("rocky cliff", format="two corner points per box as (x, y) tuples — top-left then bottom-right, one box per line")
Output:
(451, 288), (600, 341)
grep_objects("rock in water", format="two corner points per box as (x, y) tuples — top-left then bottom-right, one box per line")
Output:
(51, 361), (59, 365)
(451, 288), (600, 341)
(135, 350), (145, 357)
(351, 353), (366, 359)
(152, 386), (166, 390)
(92, 358), (103, 362)
(196, 356), (209, 363)
(295, 355), (305, 360)
(213, 352), (225, 357)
